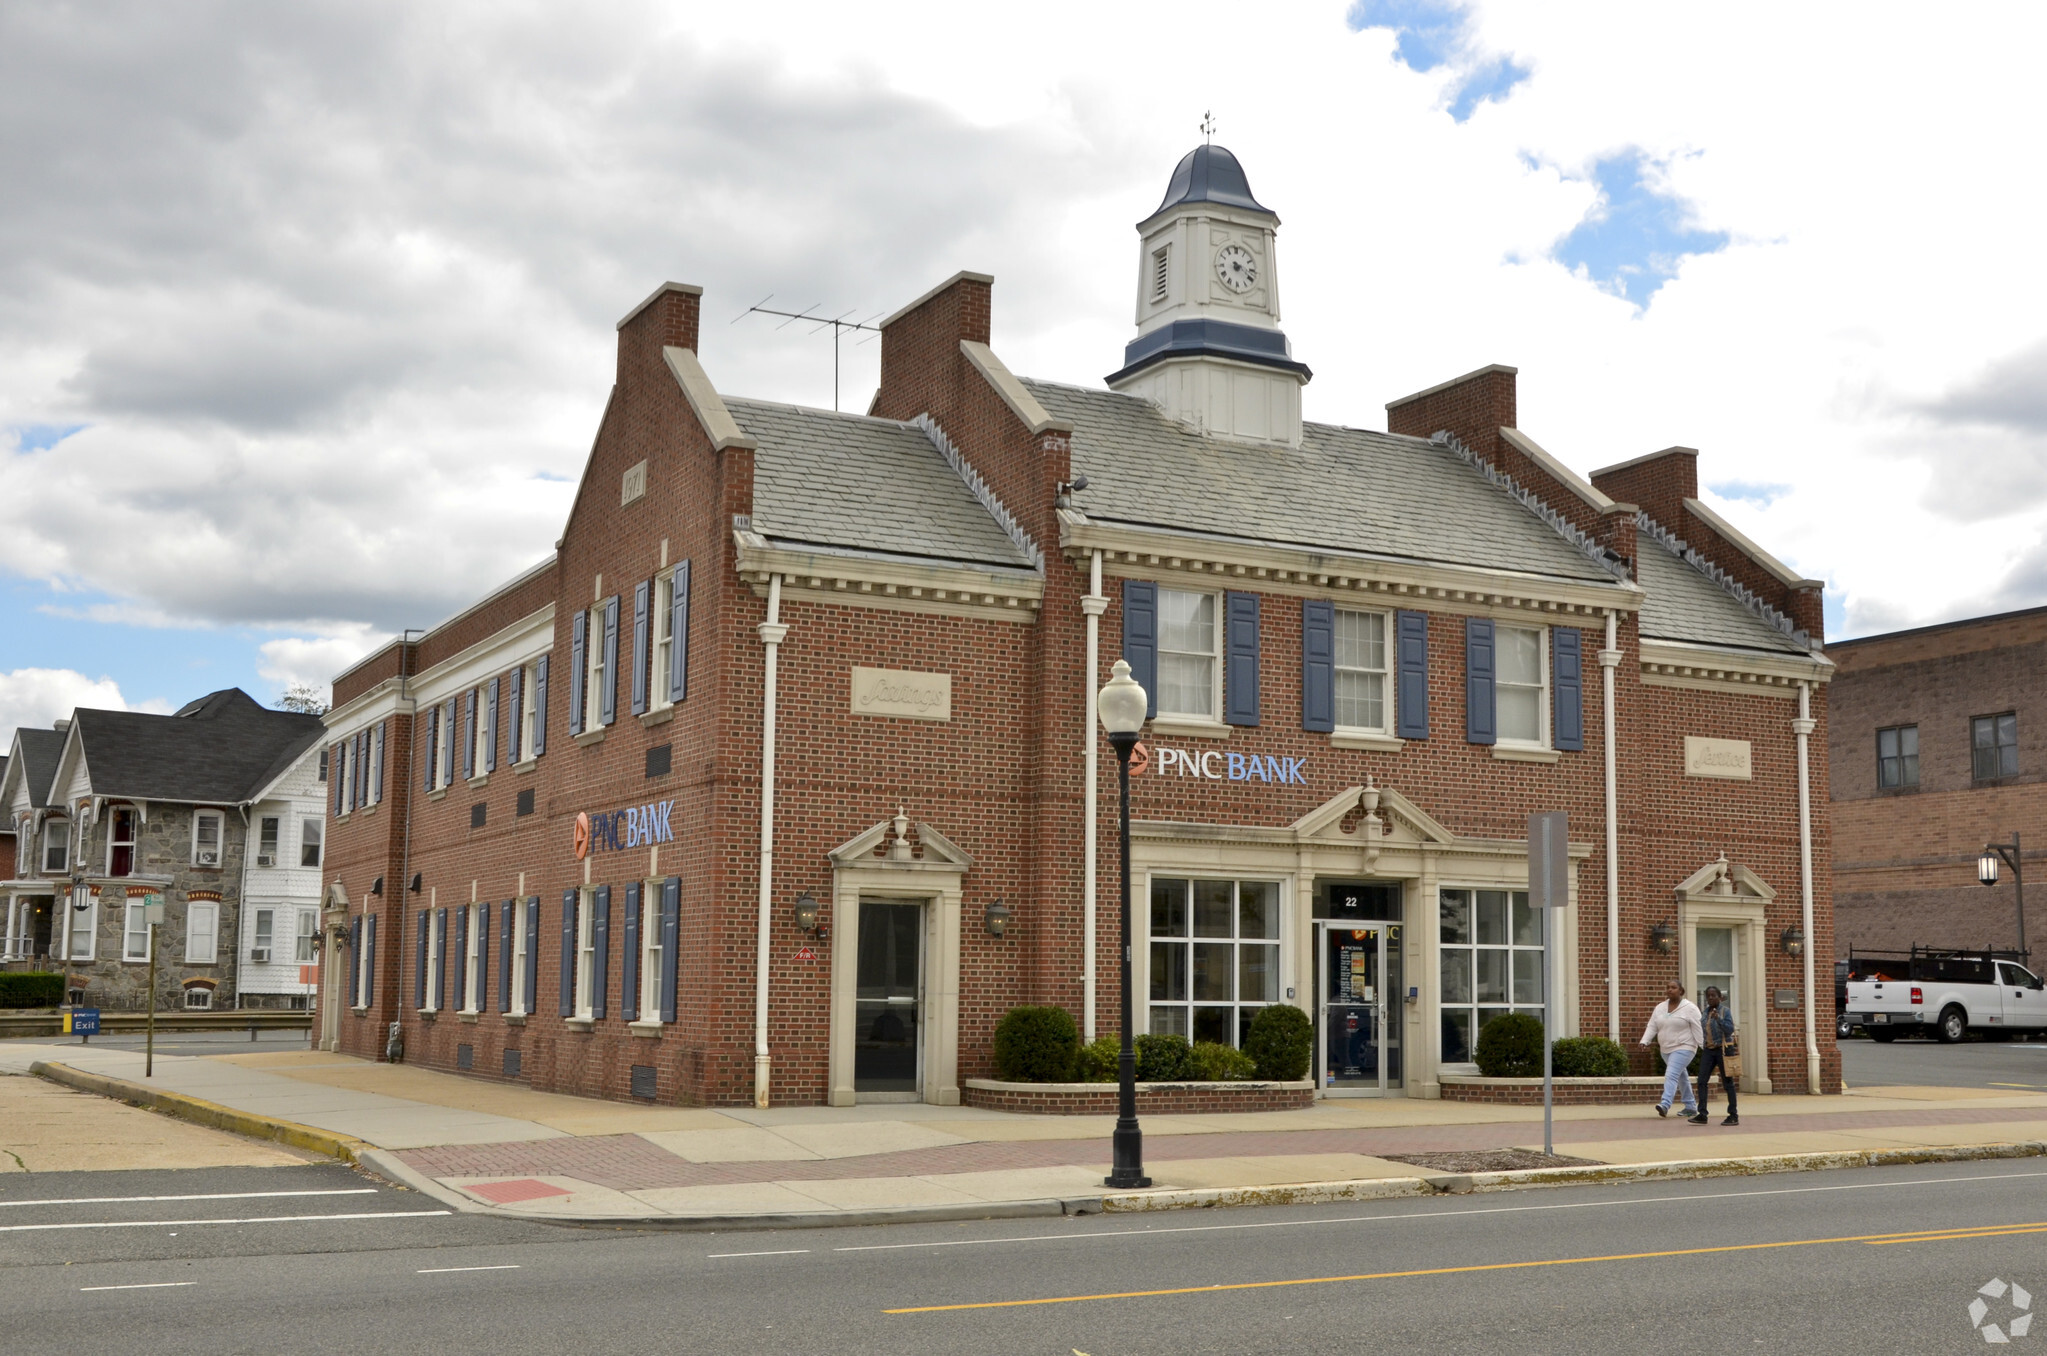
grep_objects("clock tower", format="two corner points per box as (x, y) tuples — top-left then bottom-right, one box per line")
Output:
(1107, 144), (1311, 447)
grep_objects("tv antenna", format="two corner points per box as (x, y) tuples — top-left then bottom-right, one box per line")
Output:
(733, 296), (884, 412)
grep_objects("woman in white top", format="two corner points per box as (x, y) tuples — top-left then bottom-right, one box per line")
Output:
(1641, 981), (1704, 1119)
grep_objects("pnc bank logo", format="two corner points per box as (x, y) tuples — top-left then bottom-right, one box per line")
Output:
(1133, 743), (1308, 785)
(573, 801), (675, 860)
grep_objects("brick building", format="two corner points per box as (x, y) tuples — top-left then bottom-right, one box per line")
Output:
(320, 144), (1841, 1105)
(1828, 605), (2047, 957)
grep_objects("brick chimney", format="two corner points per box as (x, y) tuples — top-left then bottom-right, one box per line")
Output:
(615, 281), (703, 384)
(872, 270), (993, 425)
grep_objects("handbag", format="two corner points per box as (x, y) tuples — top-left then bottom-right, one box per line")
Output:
(1721, 1039), (1743, 1082)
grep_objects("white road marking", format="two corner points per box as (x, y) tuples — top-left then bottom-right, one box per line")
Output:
(0, 1210), (450, 1233)
(2, 1189), (378, 1209)
(834, 1168), (2047, 1253)
(708, 1249), (811, 1258)
(417, 1264), (522, 1274)
(80, 1282), (199, 1292)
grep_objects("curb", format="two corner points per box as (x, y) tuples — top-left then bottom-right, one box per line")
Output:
(30, 1061), (367, 1164)
(1418, 1139), (2047, 1194)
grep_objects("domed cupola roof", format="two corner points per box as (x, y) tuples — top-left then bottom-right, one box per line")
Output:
(1147, 144), (1275, 222)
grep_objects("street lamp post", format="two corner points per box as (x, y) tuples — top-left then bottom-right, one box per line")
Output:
(1978, 834), (2028, 959)
(1098, 658), (1151, 1190)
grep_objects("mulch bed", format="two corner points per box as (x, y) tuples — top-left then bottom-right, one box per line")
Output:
(1378, 1148), (1601, 1173)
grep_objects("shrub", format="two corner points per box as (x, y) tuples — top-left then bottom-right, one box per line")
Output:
(1189, 1040), (1257, 1081)
(1135, 1031), (1193, 1082)
(1551, 1035), (1627, 1078)
(1075, 1035), (1121, 1083)
(0, 972), (63, 1009)
(991, 1005), (1079, 1083)
(1474, 1013), (1545, 1077)
(1243, 1004), (1313, 1081)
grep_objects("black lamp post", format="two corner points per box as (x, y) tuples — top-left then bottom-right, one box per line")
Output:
(1978, 834), (2028, 959)
(1098, 658), (1151, 1190)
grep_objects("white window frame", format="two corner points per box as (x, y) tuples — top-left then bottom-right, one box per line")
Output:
(105, 805), (139, 877)
(640, 881), (663, 1021)
(585, 625), (607, 731)
(336, 740), (350, 814)
(185, 901), (219, 964)
(510, 897), (529, 1015)
(1437, 886), (1545, 1066)
(574, 887), (597, 1020)
(184, 986), (213, 1010)
(123, 898), (152, 962)
(42, 818), (68, 875)
(354, 917), (372, 1007)
(440, 704), (458, 789)
(1142, 874), (1283, 1048)
(1332, 607), (1394, 735)
(191, 810), (225, 868)
(463, 903), (484, 1013)
(64, 888), (96, 961)
(519, 662), (540, 763)
(424, 913), (443, 1013)
(651, 576), (675, 714)
(1494, 624), (1549, 748)
(295, 909), (318, 964)
(252, 907), (275, 963)
(258, 815), (280, 866)
(1156, 587), (1220, 720)
(318, 748), (329, 782)
(1695, 925), (1737, 1020)
(472, 693), (490, 779)
(300, 815), (323, 868)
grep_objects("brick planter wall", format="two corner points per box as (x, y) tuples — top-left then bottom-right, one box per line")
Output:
(1439, 1075), (1669, 1106)
(963, 1078), (1315, 1115)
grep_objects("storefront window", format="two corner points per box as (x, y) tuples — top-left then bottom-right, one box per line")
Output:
(1150, 877), (1280, 1045)
(1439, 888), (1543, 1063)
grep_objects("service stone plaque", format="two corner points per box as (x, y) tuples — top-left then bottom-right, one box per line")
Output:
(850, 666), (951, 721)
(1684, 736), (1753, 780)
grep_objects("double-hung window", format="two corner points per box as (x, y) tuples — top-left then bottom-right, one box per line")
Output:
(1877, 725), (1919, 789)
(252, 908), (275, 963)
(42, 819), (68, 874)
(192, 811), (224, 868)
(651, 575), (675, 714)
(462, 905), (483, 1012)
(440, 700), (458, 789)
(1157, 588), (1219, 719)
(1973, 713), (2018, 782)
(510, 897), (529, 1016)
(574, 888), (597, 1020)
(258, 816), (281, 866)
(106, 805), (138, 876)
(1438, 888), (1544, 1064)
(123, 898), (152, 962)
(300, 816), (322, 867)
(1334, 609), (1392, 732)
(185, 903), (219, 964)
(1147, 877), (1280, 1046)
(1494, 625), (1547, 745)
(520, 662), (541, 761)
(472, 694), (491, 777)
(585, 611), (612, 731)
(296, 910), (317, 964)
(640, 883), (663, 1019)
(65, 887), (95, 960)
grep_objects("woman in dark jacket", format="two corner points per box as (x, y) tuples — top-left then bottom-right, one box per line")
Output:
(1692, 986), (1739, 1126)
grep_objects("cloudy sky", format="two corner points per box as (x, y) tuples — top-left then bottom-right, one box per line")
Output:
(4, 1), (2045, 743)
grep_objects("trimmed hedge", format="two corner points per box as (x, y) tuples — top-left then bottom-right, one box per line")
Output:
(1135, 1032), (1193, 1081)
(1076, 1035), (1120, 1083)
(992, 1006), (1080, 1083)
(1189, 1040), (1257, 1081)
(1474, 1013), (1545, 1077)
(1551, 1035), (1627, 1078)
(1244, 1004), (1312, 1081)
(0, 972), (63, 1009)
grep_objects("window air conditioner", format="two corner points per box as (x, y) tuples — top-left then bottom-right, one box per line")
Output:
(250, 947), (270, 963)
(256, 853), (275, 867)
(197, 850), (220, 866)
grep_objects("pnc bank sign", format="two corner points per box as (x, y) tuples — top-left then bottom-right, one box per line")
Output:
(1133, 743), (1309, 786)
(574, 800), (675, 859)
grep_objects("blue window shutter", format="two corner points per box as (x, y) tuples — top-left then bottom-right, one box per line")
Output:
(1552, 627), (1584, 751)
(375, 721), (386, 801)
(350, 917), (362, 1002)
(621, 882), (641, 1022)
(1224, 591), (1261, 727)
(524, 895), (540, 1012)
(1396, 610), (1430, 740)
(533, 656), (548, 756)
(1466, 617), (1497, 745)
(438, 909), (451, 1010)
(569, 610), (587, 736)
(1301, 599), (1335, 733)
(1122, 580), (1158, 719)
(631, 580), (650, 716)
(451, 907), (467, 1012)
(461, 691), (476, 781)
(498, 900), (513, 1014)
(485, 678), (500, 772)
(559, 889), (577, 1017)
(600, 597), (620, 727)
(356, 731), (367, 807)
(507, 667), (523, 764)
(363, 915), (375, 1007)
(333, 745), (344, 815)
(415, 909), (429, 1010)
(669, 562), (691, 704)
(423, 710), (438, 790)
(442, 700), (457, 786)
(348, 733), (361, 811)
(591, 885), (610, 1021)
(660, 875), (680, 1024)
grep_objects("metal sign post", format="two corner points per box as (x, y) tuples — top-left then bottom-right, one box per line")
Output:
(1529, 813), (1569, 1156)
(143, 895), (165, 1078)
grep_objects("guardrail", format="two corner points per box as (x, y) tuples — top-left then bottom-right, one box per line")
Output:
(0, 1009), (314, 1039)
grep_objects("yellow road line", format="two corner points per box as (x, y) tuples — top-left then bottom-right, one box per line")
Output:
(885, 1222), (2047, 1313)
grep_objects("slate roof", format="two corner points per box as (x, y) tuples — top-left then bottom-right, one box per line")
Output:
(1027, 381), (1616, 585)
(72, 689), (326, 804)
(1150, 144), (1273, 220)
(9, 728), (65, 809)
(729, 398), (1036, 571)
(1634, 534), (1811, 656)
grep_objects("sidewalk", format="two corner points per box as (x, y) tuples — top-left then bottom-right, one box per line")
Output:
(8, 1041), (2046, 1227)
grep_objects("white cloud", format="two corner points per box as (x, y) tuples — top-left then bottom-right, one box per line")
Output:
(256, 625), (387, 705)
(0, 668), (167, 749)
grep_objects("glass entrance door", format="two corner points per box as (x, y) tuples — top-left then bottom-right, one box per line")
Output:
(854, 901), (923, 1095)
(1318, 922), (1402, 1094)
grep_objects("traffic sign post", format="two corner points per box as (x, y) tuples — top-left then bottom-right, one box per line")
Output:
(143, 895), (165, 1078)
(1529, 812), (1569, 1157)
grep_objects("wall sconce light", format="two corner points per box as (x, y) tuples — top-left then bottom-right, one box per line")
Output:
(408, 873), (422, 894)
(1650, 924), (1676, 954)
(792, 893), (820, 935)
(371, 876), (384, 896)
(985, 898), (1012, 938)
(1780, 925), (1805, 957)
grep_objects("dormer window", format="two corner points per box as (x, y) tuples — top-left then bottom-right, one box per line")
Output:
(41, 819), (68, 874)
(1151, 245), (1170, 304)
(107, 805), (138, 877)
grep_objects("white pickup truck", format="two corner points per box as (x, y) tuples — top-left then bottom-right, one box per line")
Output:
(1845, 956), (2046, 1042)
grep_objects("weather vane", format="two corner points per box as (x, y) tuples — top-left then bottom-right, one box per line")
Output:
(1200, 110), (1215, 143)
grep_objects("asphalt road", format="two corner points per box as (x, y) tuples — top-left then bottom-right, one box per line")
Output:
(4, 1159), (2045, 1352)
(1841, 1031), (2047, 1089)
(4, 1029), (314, 1058)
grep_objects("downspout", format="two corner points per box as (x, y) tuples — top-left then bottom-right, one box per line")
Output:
(1795, 680), (1820, 1093)
(1081, 549), (1106, 1041)
(1601, 611), (1621, 1044)
(754, 574), (787, 1109)
(393, 631), (420, 1060)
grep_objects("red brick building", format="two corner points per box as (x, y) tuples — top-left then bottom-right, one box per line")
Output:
(318, 145), (1841, 1105)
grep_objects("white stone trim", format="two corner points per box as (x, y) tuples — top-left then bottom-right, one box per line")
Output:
(1497, 427), (1615, 513)
(1681, 497), (1823, 591)
(662, 346), (757, 452)
(959, 341), (1072, 436)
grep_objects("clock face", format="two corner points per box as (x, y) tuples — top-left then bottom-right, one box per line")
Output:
(1215, 243), (1258, 294)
